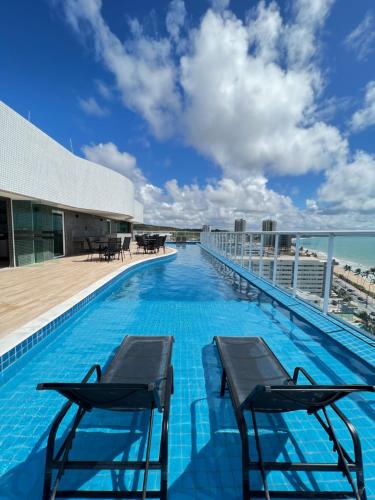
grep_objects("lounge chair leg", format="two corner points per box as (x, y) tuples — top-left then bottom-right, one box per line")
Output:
(236, 410), (250, 500)
(251, 407), (270, 500)
(160, 479), (168, 500)
(160, 365), (172, 500)
(220, 370), (227, 396)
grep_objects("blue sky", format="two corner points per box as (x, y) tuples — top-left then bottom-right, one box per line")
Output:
(1, 0), (375, 229)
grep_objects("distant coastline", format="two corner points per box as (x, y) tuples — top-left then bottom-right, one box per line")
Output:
(300, 236), (374, 271)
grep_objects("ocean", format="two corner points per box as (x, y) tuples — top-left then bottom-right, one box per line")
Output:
(300, 236), (375, 270)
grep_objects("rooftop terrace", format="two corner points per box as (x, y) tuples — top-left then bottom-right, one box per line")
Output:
(0, 243), (374, 499)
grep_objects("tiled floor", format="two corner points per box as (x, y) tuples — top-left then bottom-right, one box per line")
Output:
(0, 245), (173, 337)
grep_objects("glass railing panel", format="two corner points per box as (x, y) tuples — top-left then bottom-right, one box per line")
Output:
(295, 235), (329, 312)
(260, 232), (276, 282)
(242, 233), (251, 270)
(233, 232), (244, 265)
(248, 233), (261, 275)
(274, 233), (296, 294)
(329, 235), (375, 338)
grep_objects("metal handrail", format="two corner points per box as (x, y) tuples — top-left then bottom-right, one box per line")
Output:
(201, 230), (375, 342)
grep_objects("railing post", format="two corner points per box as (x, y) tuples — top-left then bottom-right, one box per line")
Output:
(292, 235), (301, 297)
(234, 233), (238, 263)
(273, 233), (279, 286)
(259, 234), (264, 277)
(323, 235), (334, 315)
(248, 234), (253, 271)
(241, 233), (244, 267)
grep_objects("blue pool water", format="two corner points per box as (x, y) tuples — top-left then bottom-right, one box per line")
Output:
(0, 245), (374, 499)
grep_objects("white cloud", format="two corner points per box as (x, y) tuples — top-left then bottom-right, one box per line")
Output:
(350, 81), (375, 132)
(344, 11), (375, 62)
(166, 0), (186, 43)
(210, 0), (230, 12)
(143, 175), (298, 229)
(78, 96), (108, 116)
(318, 152), (375, 214)
(180, 6), (347, 179)
(94, 79), (112, 100)
(83, 142), (375, 230)
(60, 0), (181, 138)
(60, 0), (347, 180)
(59, 0), (375, 229)
(82, 142), (146, 189)
(82, 141), (297, 228)
(286, 0), (334, 68)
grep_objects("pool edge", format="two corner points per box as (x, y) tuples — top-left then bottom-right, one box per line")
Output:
(0, 249), (177, 375)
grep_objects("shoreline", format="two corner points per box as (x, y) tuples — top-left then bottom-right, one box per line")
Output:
(302, 246), (375, 295)
(302, 246), (372, 273)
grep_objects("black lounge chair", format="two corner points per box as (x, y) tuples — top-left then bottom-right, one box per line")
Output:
(37, 335), (174, 500)
(214, 336), (374, 500)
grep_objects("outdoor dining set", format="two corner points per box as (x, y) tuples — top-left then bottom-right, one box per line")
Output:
(84, 234), (167, 262)
(135, 233), (167, 254)
(85, 236), (132, 262)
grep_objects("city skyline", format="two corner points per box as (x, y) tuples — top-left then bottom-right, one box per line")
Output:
(1, 0), (375, 230)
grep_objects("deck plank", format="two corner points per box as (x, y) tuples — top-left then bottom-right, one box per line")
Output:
(0, 245), (174, 337)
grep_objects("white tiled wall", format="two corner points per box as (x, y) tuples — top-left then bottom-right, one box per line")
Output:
(0, 101), (143, 222)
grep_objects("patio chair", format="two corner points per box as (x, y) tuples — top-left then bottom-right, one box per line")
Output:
(104, 237), (122, 261)
(156, 235), (167, 253)
(214, 336), (374, 500)
(84, 237), (96, 261)
(121, 236), (132, 259)
(135, 235), (146, 254)
(37, 335), (174, 500)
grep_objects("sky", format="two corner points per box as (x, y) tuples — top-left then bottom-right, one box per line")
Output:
(1, 0), (375, 230)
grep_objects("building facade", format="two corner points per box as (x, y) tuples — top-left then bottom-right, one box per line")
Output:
(246, 256), (328, 296)
(262, 219), (277, 232)
(262, 219), (276, 247)
(0, 101), (143, 267)
(234, 219), (246, 232)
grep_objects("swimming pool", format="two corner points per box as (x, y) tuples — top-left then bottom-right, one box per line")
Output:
(0, 245), (374, 499)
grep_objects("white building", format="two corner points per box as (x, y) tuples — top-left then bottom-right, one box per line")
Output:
(234, 219), (246, 232)
(0, 101), (143, 266)
(247, 256), (328, 296)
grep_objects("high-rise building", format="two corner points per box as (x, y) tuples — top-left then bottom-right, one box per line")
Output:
(262, 219), (276, 246)
(262, 219), (277, 232)
(234, 219), (246, 232)
(279, 234), (292, 253)
(202, 224), (211, 232)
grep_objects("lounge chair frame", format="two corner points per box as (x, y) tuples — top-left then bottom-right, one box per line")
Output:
(39, 346), (173, 499)
(215, 336), (371, 500)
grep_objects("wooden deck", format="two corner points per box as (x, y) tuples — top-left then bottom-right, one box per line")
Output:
(0, 246), (174, 338)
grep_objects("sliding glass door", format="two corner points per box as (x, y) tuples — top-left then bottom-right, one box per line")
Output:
(52, 211), (64, 257)
(12, 202), (65, 265)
